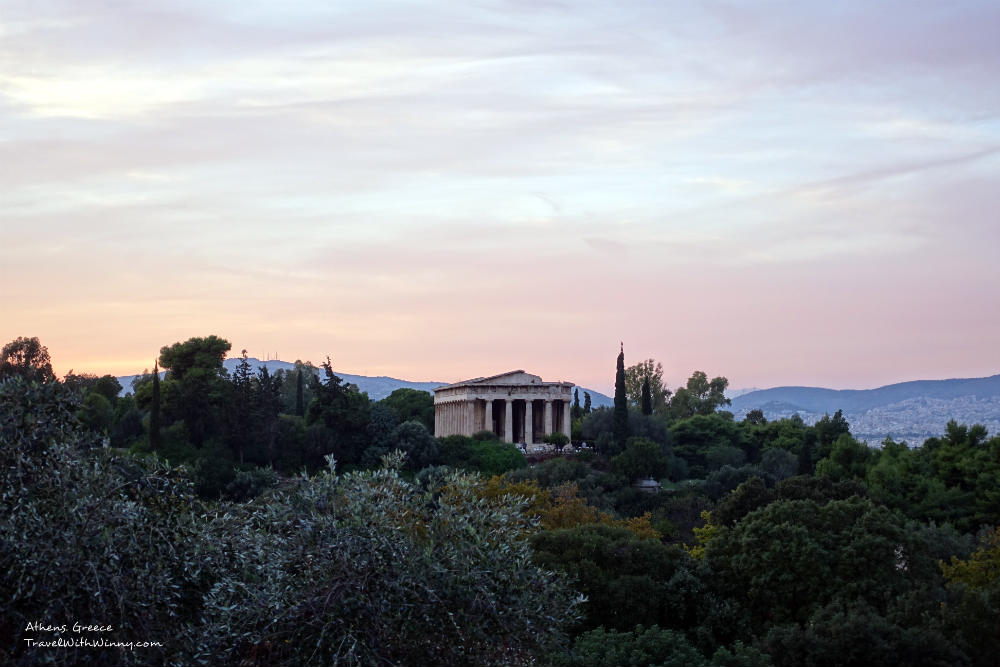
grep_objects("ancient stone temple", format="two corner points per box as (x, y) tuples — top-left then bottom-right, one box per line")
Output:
(434, 370), (573, 444)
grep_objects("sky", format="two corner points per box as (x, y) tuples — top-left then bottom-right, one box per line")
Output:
(2, 0), (999, 395)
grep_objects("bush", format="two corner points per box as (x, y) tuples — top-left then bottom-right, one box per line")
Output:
(704, 465), (764, 501)
(705, 445), (746, 471)
(440, 435), (527, 476)
(711, 641), (774, 667)
(0, 377), (214, 666)
(198, 454), (581, 666)
(224, 465), (279, 501)
(531, 524), (690, 632)
(758, 447), (797, 481)
(190, 440), (237, 499)
(612, 437), (670, 481)
(110, 397), (144, 449)
(545, 432), (570, 446)
(471, 441), (527, 476)
(387, 420), (439, 469)
(761, 599), (961, 667)
(508, 457), (592, 488)
(552, 625), (708, 667)
(582, 409), (670, 456)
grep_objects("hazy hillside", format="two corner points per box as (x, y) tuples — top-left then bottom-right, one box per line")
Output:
(118, 358), (614, 406)
(730, 374), (1000, 444)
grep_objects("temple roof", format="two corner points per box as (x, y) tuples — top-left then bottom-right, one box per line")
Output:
(435, 370), (570, 391)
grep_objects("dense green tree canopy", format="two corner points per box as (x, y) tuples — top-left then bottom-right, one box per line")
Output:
(0, 336), (55, 383)
(438, 434), (527, 476)
(387, 419), (438, 469)
(582, 407), (670, 455)
(531, 524), (692, 632)
(158, 334), (231, 381)
(156, 337), (233, 447)
(612, 437), (670, 481)
(670, 412), (745, 478)
(306, 358), (371, 465)
(668, 371), (730, 420)
(379, 387), (435, 432)
(705, 496), (960, 633)
(63, 372), (122, 402)
(553, 625), (711, 667)
(625, 359), (671, 415)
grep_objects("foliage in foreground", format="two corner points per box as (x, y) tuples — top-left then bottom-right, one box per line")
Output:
(1, 378), (580, 666)
(1, 377), (211, 666)
(198, 452), (580, 666)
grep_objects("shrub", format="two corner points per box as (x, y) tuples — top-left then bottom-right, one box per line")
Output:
(531, 525), (689, 632)
(552, 625), (708, 667)
(197, 454), (580, 666)
(545, 432), (570, 446)
(611, 437), (670, 481)
(387, 420), (439, 469)
(224, 465), (279, 502)
(440, 435), (527, 476)
(0, 377), (214, 666)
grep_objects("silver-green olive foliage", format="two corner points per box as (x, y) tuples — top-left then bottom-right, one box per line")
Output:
(0, 377), (212, 667)
(197, 452), (581, 666)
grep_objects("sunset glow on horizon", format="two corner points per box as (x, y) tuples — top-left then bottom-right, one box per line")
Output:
(3, 1), (999, 396)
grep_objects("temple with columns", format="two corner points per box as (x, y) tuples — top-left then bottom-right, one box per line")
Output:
(433, 370), (573, 444)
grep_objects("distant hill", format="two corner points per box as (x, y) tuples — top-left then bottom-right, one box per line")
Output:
(118, 358), (614, 406)
(730, 374), (1000, 444)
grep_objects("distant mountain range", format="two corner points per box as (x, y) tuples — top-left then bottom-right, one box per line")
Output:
(728, 374), (1000, 444)
(118, 358), (615, 407)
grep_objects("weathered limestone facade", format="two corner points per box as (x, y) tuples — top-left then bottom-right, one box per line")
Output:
(434, 370), (573, 444)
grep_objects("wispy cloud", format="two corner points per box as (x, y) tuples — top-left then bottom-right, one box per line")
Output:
(2, 0), (998, 390)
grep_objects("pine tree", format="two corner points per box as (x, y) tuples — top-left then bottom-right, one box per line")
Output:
(231, 350), (254, 465)
(641, 376), (652, 416)
(150, 361), (161, 450)
(614, 342), (629, 451)
(295, 369), (305, 416)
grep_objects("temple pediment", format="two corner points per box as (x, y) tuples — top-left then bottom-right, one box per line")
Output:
(467, 370), (541, 385)
(437, 370), (548, 390)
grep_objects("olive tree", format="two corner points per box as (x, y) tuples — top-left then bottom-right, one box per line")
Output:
(196, 452), (581, 666)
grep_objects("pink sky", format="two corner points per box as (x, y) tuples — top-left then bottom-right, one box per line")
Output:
(2, 1), (998, 395)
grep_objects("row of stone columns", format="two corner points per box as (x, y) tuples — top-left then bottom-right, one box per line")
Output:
(498, 398), (572, 445)
(435, 400), (474, 437)
(437, 397), (572, 444)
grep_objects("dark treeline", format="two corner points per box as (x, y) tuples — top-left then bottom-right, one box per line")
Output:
(2, 335), (999, 666)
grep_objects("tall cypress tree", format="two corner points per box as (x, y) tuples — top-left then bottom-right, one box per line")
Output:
(571, 388), (582, 420)
(583, 392), (592, 414)
(613, 342), (629, 451)
(641, 376), (652, 416)
(295, 369), (305, 417)
(150, 361), (161, 450)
